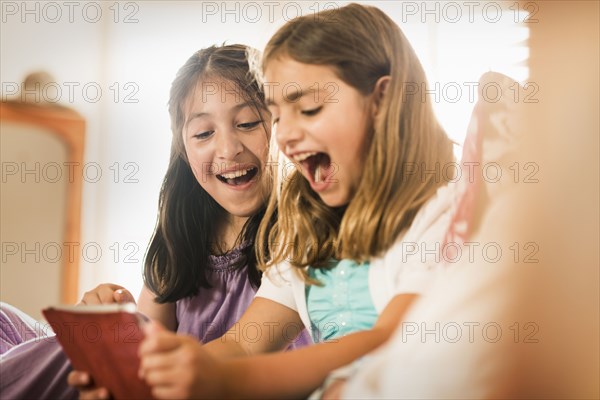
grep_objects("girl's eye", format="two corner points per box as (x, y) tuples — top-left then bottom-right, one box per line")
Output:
(237, 120), (263, 130)
(301, 106), (322, 116)
(193, 130), (214, 140)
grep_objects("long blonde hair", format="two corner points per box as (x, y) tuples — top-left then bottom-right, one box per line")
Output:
(256, 4), (454, 274)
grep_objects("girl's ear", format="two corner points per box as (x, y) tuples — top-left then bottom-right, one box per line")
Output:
(371, 75), (391, 118)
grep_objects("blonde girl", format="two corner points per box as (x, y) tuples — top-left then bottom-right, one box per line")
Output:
(138, 4), (456, 399)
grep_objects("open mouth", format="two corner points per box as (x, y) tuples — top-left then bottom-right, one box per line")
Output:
(216, 167), (258, 186)
(294, 152), (333, 184)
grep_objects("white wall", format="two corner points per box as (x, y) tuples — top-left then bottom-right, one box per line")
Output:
(1, 1), (285, 304)
(1, 1), (528, 305)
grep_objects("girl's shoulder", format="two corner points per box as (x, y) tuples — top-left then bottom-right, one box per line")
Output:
(261, 260), (305, 286)
(368, 183), (459, 298)
(398, 182), (460, 247)
(372, 181), (460, 267)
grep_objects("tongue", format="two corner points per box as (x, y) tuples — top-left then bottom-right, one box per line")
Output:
(308, 153), (331, 183)
(227, 173), (253, 186)
(222, 168), (257, 186)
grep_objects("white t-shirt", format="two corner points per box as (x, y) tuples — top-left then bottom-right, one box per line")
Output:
(255, 182), (459, 341)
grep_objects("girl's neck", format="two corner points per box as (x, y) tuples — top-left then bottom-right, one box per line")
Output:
(213, 214), (249, 255)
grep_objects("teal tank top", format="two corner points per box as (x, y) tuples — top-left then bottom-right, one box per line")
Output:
(306, 259), (378, 342)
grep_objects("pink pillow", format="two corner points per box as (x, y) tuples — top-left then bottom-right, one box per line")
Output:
(443, 72), (523, 253)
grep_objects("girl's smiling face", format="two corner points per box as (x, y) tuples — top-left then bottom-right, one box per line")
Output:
(183, 78), (270, 219)
(265, 57), (373, 207)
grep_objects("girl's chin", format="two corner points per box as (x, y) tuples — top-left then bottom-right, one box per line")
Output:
(318, 193), (351, 208)
(223, 202), (264, 219)
(316, 182), (358, 209)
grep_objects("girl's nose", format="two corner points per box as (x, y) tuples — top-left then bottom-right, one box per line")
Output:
(216, 131), (244, 160)
(274, 117), (303, 150)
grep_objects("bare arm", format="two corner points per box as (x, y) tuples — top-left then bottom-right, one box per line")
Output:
(78, 282), (176, 331)
(139, 297), (302, 370)
(202, 297), (303, 358)
(140, 293), (417, 399)
(137, 285), (176, 331)
(138, 297), (304, 398)
(219, 293), (417, 399)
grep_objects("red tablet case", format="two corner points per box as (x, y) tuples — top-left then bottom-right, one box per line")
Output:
(42, 304), (153, 399)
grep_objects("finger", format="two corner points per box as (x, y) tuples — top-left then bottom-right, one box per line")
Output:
(139, 330), (182, 357)
(114, 288), (136, 304)
(151, 384), (182, 400)
(143, 319), (166, 335)
(140, 320), (168, 346)
(67, 370), (90, 387)
(141, 357), (183, 385)
(96, 285), (122, 304)
(140, 335), (182, 356)
(139, 347), (183, 380)
(80, 290), (103, 305)
(322, 379), (347, 400)
(139, 330), (191, 380)
(79, 387), (110, 400)
(79, 283), (129, 306)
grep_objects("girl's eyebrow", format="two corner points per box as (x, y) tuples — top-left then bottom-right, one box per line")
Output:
(266, 87), (321, 106)
(185, 102), (254, 125)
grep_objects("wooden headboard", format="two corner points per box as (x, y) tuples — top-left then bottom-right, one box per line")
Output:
(1, 101), (85, 313)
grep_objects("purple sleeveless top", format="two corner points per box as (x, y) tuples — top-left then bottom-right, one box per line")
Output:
(176, 243), (312, 347)
(1, 243), (309, 399)
(175, 243), (259, 342)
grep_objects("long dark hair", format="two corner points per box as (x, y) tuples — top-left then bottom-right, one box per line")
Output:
(144, 45), (269, 303)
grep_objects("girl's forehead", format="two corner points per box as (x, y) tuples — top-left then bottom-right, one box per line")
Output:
(183, 77), (241, 111)
(191, 77), (237, 98)
(263, 55), (296, 75)
(264, 60), (342, 105)
(265, 57), (337, 79)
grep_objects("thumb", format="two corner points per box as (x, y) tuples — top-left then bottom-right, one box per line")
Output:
(139, 320), (178, 356)
(142, 319), (167, 336)
(113, 288), (136, 304)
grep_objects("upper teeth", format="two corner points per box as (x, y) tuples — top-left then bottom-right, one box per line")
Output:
(292, 152), (317, 162)
(220, 168), (252, 179)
